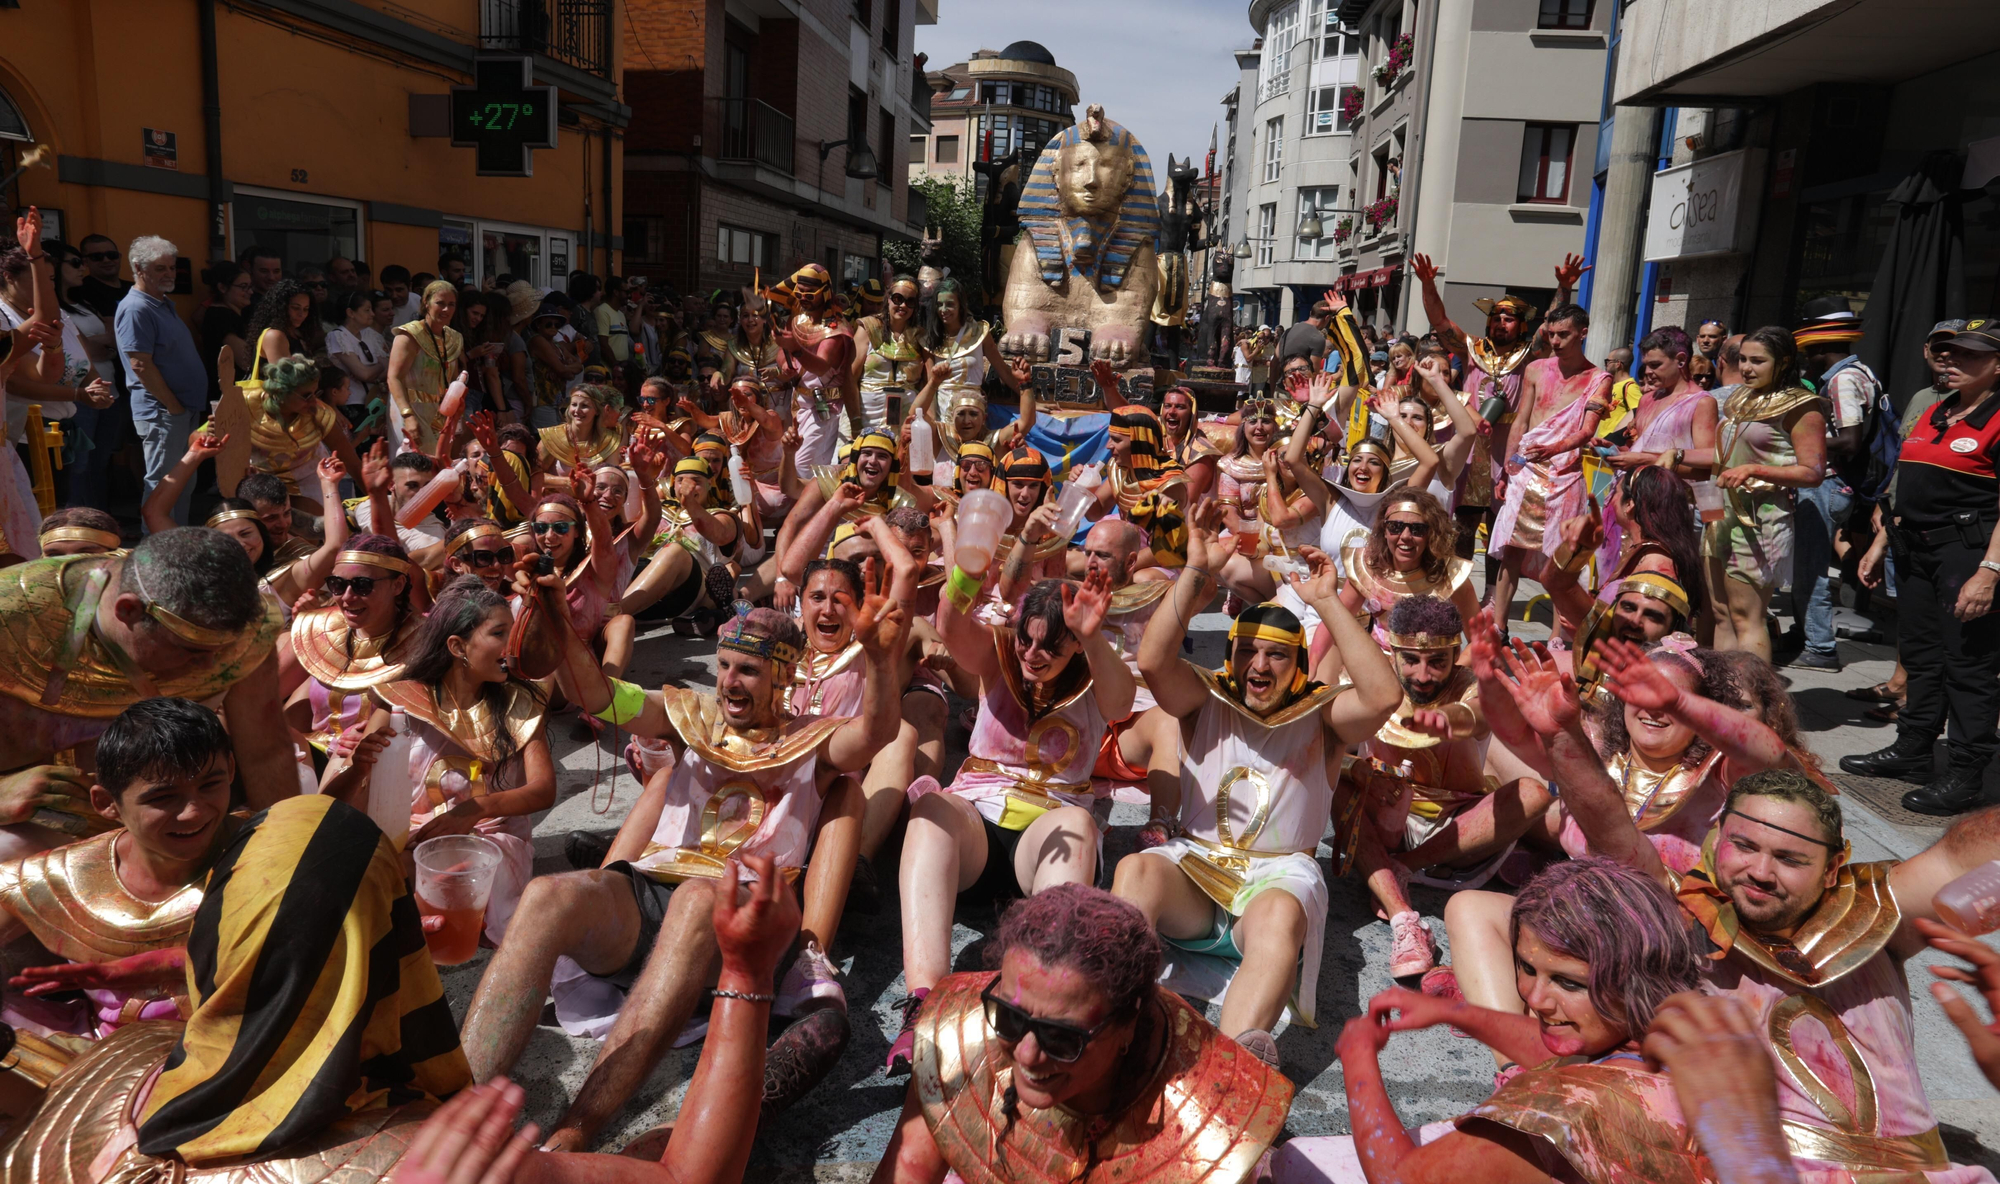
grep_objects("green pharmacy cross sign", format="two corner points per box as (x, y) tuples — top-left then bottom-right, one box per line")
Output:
(451, 57), (557, 177)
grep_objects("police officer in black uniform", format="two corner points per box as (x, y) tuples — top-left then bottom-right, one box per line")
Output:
(1842, 318), (2000, 814)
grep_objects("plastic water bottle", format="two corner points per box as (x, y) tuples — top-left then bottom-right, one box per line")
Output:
(439, 371), (469, 419)
(909, 416), (935, 473)
(727, 447), (755, 506)
(933, 459), (956, 489)
(1935, 860), (2000, 935)
(1053, 463), (1103, 540)
(368, 710), (415, 850)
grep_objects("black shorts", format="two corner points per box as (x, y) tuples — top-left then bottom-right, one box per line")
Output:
(603, 861), (678, 987)
(636, 556), (707, 621)
(961, 815), (1027, 906)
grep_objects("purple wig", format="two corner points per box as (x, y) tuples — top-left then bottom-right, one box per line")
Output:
(1509, 856), (1700, 1038)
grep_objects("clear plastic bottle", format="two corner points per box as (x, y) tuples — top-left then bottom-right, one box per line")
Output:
(727, 447), (755, 506)
(1934, 859), (2000, 935)
(909, 416), (935, 473)
(368, 710), (415, 850)
(1053, 463), (1103, 541)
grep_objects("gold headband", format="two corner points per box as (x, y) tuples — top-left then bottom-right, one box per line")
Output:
(718, 631), (805, 668)
(335, 550), (415, 576)
(1382, 497), (1426, 518)
(445, 524), (506, 557)
(130, 563), (236, 649)
(1385, 630), (1461, 652)
(1229, 621), (1306, 649)
(533, 501), (582, 522)
(39, 526), (121, 549)
(1620, 572), (1691, 620)
(503, 523), (534, 541)
(1350, 439), (1394, 462)
(206, 508), (261, 529)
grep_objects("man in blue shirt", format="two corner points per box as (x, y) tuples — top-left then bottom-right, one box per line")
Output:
(115, 236), (207, 527)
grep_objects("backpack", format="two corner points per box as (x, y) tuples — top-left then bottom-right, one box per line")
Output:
(1824, 358), (1898, 501)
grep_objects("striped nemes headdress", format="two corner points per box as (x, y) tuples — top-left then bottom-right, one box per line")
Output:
(1017, 105), (1161, 294)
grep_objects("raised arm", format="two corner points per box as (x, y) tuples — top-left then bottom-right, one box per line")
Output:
(143, 432), (225, 533)
(1064, 569), (1136, 723)
(1138, 497), (1222, 718)
(1372, 387), (1441, 490)
(822, 588), (910, 771)
(1283, 379), (1337, 517)
(1410, 254), (1467, 358)
(567, 465), (622, 594)
(1466, 606), (1549, 775)
(780, 481), (864, 585)
(1595, 637), (1787, 778)
(1291, 547), (1401, 742)
(273, 457), (353, 601)
(524, 568), (678, 741)
(1420, 356), (1480, 481)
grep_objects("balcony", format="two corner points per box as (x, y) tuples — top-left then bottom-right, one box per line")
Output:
(716, 98), (796, 175)
(481, 0), (611, 78)
(911, 59), (934, 125)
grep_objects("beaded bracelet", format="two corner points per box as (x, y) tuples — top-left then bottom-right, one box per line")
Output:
(712, 988), (775, 1003)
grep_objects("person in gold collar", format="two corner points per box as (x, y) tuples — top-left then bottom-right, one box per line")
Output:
(277, 534), (421, 764)
(852, 274), (928, 434)
(461, 586), (906, 1149)
(872, 885), (1291, 1184)
(1471, 640), (2000, 1183)
(34, 507), (122, 558)
(208, 352), (365, 515)
(1110, 501), (1398, 1068)
(761, 428), (906, 607)
(768, 263), (860, 473)
(386, 279), (463, 453)
(537, 382), (625, 489)
(0, 698), (234, 1038)
(1158, 385), (1220, 502)
(1091, 404), (1189, 568)
(0, 528), (291, 860)
(885, 569), (1133, 1077)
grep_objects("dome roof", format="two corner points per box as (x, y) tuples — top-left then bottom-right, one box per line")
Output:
(997, 40), (1057, 66)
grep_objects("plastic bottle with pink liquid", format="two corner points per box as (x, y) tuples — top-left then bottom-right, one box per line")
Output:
(398, 458), (470, 528)
(438, 371), (469, 419)
(1935, 859), (2000, 935)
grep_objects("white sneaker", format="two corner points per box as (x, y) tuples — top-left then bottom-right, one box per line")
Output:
(1388, 911), (1437, 979)
(774, 940), (846, 1017)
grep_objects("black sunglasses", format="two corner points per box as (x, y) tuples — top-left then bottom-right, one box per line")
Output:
(531, 520), (575, 536)
(1383, 520), (1430, 537)
(887, 292), (915, 305)
(324, 574), (381, 597)
(83, 250), (119, 262)
(980, 979), (1114, 1063)
(460, 548), (506, 568)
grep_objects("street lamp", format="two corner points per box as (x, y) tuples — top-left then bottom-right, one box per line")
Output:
(1298, 212), (1325, 240)
(1233, 239), (1253, 258)
(818, 138), (879, 181)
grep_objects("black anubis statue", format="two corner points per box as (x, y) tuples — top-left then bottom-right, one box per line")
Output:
(972, 147), (1028, 317)
(1194, 251), (1236, 369)
(1151, 154), (1203, 361)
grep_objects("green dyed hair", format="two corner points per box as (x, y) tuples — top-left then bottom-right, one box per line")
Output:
(261, 353), (320, 416)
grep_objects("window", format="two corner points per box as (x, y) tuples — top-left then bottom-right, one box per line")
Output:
(1307, 0), (1357, 58)
(848, 86), (869, 161)
(878, 107), (896, 186)
(947, 86), (971, 101)
(1538, 0), (1593, 29)
(979, 82), (1012, 106)
(1258, 0), (1300, 101)
(1263, 117), (1284, 182)
(842, 253), (874, 288)
(717, 224), (776, 268)
(624, 216), (663, 263)
(1517, 123), (1576, 202)
(1296, 187), (1340, 260)
(853, 0), (871, 27)
(1373, 144), (1392, 200)
(883, 0), (900, 53)
(1307, 85), (1355, 134)
(1256, 204), (1277, 267)
(231, 190), (361, 281)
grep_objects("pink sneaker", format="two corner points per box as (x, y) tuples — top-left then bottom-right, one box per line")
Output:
(1419, 965), (1461, 1002)
(1388, 911), (1436, 979)
(884, 987), (929, 1076)
(775, 940), (846, 1017)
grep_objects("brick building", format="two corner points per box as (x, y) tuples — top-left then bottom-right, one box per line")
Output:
(621, 0), (935, 299)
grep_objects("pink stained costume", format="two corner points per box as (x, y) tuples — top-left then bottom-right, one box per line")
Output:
(373, 678), (547, 945)
(1599, 391), (1719, 572)
(791, 640), (865, 719)
(1556, 749), (1728, 876)
(1490, 358), (1611, 572)
(939, 627), (1107, 833)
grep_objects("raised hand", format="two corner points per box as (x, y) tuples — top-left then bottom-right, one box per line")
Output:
(568, 462), (597, 504)
(1021, 500), (1063, 544)
(1465, 606), (1505, 683)
(14, 206), (41, 255)
(468, 410), (498, 453)
(1009, 353), (1034, 387)
(1183, 494), (1225, 571)
(1554, 511), (1603, 560)
(846, 584), (908, 661)
(317, 454), (347, 488)
(628, 434), (667, 485)
(361, 440), (392, 496)
(1286, 544), (1342, 607)
(1554, 252), (1591, 293)
(1595, 636), (1684, 713)
(714, 854), (802, 984)
(829, 479), (867, 518)
(184, 429), (228, 463)
(1319, 288), (1348, 313)
(1919, 917), (2000, 1090)
(1498, 638), (1581, 736)
(1409, 253), (1440, 285)
(1062, 567), (1114, 637)
(1090, 359), (1118, 400)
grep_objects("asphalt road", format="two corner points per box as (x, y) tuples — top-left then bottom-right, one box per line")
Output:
(436, 584), (2000, 1181)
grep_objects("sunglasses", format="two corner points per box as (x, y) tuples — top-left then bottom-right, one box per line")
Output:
(888, 292), (915, 306)
(1382, 520), (1429, 537)
(460, 548), (507, 568)
(324, 574), (383, 597)
(531, 520), (575, 536)
(980, 979), (1115, 1062)
(84, 251), (119, 262)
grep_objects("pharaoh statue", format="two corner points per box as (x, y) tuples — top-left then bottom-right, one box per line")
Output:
(998, 105), (1161, 368)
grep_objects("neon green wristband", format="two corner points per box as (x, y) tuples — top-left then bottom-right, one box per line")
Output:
(944, 564), (984, 613)
(594, 678), (647, 726)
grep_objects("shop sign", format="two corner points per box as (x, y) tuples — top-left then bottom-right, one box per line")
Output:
(1645, 149), (1760, 261)
(143, 128), (177, 171)
(451, 57), (557, 177)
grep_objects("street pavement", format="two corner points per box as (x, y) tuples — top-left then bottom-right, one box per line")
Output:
(436, 579), (2000, 1180)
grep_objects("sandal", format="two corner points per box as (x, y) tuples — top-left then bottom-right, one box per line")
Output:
(1846, 682), (1901, 704)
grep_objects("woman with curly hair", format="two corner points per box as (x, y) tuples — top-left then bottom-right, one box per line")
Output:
(243, 278), (317, 369)
(1328, 487), (1477, 660)
(208, 352), (365, 511)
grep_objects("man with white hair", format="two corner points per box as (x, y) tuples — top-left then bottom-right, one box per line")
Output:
(115, 236), (207, 527)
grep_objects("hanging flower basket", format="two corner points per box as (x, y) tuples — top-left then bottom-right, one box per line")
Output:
(1373, 33), (1414, 88)
(1332, 217), (1356, 245)
(1364, 195), (1398, 233)
(1339, 88), (1364, 123)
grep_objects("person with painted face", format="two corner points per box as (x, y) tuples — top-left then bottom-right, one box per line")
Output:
(872, 885), (1291, 1184)
(884, 569), (1133, 1077)
(463, 585), (903, 1147)
(1109, 498), (1397, 1068)
(1486, 655), (2000, 1184)
(1330, 593), (1493, 980)
(1279, 857), (1707, 1184)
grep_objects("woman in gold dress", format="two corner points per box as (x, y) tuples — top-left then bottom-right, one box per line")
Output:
(537, 382), (624, 489)
(852, 274), (928, 434)
(387, 279), (464, 453)
(208, 353), (365, 513)
(911, 279), (1033, 464)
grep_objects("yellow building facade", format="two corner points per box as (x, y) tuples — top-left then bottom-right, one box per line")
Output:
(0, 0), (626, 292)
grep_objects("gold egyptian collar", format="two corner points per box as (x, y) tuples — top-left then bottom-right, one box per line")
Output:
(538, 423), (621, 470)
(1193, 663), (1345, 728)
(998, 527), (1070, 563)
(658, 685), (847, 772)
(291, 605), (419, 692)
(1106, 578), (1172, 618)
(992, 625), (1094, 722)
(371, 679), (546, 764)
(0, 828), (206, 964)
(1467, 338), (1533, 379)
(1375, 666), (1478, 750)
(914, 972), (1292, 1184)
(1341, 540), (1473, 603)
(1674, 841), (1902, 990)
(801, 639), (863, 683)
(1723, 384), (1823, 425)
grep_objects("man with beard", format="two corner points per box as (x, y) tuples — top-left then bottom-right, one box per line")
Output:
(1490, 638), (2000, 1183)
(1332, 594), (1493, 979)
(1158, 384), (1220, 502)
(460, 591), (905, 1148)
(1110, 499), (1400, 1068)
(1411, 255), (1540, 563)
(769, 263), (861, 473)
